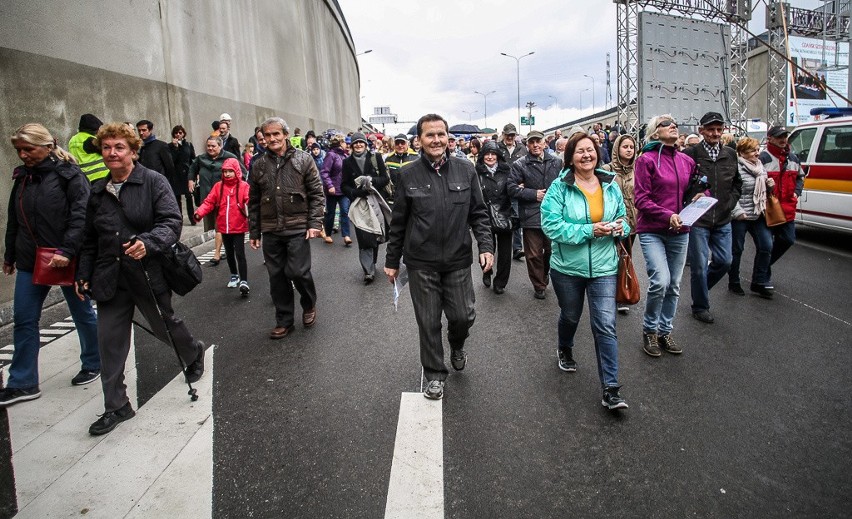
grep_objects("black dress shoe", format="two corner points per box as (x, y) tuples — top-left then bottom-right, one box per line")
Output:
(692, 310), (715, 323)
(750, 283), (774, 299)
(482, 273), (492, 288)
(493, 286), (505, 295)
(728, 283), (745, 295)
(185, 341), (205, 383)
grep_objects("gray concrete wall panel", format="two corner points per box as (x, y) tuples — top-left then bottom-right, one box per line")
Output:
(0, 0), (360, 310)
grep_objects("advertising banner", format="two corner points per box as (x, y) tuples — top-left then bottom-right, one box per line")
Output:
(787, 36), (850, 126)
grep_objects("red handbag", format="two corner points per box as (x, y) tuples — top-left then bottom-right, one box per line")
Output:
(18, 176), (77, 286)
(32, 247), (76, 286)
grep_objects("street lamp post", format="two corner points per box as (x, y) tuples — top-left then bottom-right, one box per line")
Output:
(461, 110), (479, 122)
(583, 74), (595, 112)
(474, 90), (496, 129)
(501, 51), (535, 130)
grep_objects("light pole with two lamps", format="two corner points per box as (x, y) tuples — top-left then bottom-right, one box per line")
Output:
(500, 51), (535, 130)
(474, 90), (496, 129)
(583, 74), (595, 112)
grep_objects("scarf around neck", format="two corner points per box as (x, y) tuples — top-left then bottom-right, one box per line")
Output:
(738, 156), (767, 214)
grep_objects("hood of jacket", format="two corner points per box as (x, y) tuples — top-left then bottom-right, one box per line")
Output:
(608, 134), (636, 173)
(220, 157), (243, 185)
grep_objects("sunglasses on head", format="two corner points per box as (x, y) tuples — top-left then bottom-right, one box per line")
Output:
(658, 120), (678, 129)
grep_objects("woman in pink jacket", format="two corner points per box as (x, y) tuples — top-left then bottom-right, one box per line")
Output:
(194, 157), (250, 296)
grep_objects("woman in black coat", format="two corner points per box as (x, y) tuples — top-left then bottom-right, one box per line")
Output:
(76, 123), (205, 436)
(341, 132), (389, 284)
(168, 124), (196, 224)
(1, 124), (101, 408)
(476, 140), (514, 294)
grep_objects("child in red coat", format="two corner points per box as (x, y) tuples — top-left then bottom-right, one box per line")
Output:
(194, 157), (251, 296)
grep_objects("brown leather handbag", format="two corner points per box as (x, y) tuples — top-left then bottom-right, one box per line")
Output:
(616, 241), (640, 305)
(764, 194), (787, 227)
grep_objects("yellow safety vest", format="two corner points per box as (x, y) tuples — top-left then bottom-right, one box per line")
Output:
(68, 131), (109, 183)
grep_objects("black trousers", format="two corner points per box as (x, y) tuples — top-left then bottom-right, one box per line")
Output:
(97, 275), (197, 413)
(175, 191), (195, 222)
(408, 267), (475, 382)
(483, 230), (513, 289)
(262, 232), (317, 328)
(222, 233), (247, 281)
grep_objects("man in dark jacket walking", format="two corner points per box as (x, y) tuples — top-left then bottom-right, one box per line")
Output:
(136, 120), (177, 194)
(507, 130), (562, 299)
(249, 117), (325, 340)
(682, 112), (743, 324)
(384, 114), (493, 401)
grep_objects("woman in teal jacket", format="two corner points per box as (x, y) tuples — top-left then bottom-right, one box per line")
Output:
(540, 133), (630, 410)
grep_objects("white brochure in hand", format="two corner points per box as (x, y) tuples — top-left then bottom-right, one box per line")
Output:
(679, 196), (718, 227)
(393, 264), (409, 311)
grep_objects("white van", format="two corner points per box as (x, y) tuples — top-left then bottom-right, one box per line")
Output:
(786, 111), (852, 234)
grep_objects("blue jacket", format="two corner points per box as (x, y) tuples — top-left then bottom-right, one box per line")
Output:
(540, 168), (629, 278)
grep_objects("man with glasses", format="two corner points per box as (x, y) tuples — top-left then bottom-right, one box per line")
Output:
(682, 112), (742, 324)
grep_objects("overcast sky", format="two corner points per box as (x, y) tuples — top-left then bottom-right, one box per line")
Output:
(337, 0), (826, 134)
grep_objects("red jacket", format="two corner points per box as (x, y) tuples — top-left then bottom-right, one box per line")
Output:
(760, 144), (806, 222)
(195, 157), (249, 233)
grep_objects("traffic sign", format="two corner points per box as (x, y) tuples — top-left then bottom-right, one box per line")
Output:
(521, 116), (535, 125)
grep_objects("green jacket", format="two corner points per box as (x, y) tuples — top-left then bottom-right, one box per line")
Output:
(540, 168), (630, 278)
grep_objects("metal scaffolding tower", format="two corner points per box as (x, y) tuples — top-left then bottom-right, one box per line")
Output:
(765, 0), (851, 125)
(614, 0), (750, 134)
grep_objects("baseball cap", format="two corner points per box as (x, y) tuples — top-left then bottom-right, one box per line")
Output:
(699, 112), (725, 126)
(448, 133), (457, 141)
(527, 130), (545, 140)
(767, 125), (790, 138)
(219, 113), (232, 121)
(394, 133), (408, 143)
(503, 123), (518, 135)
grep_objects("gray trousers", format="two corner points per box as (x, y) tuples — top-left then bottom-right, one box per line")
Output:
(97, 278), (197, 413)
(408, 267), (476, 381)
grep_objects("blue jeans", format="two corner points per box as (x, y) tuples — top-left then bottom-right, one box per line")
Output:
(768, 220), (795, 284)
(688, 224), (732, 313)
(550, 270), (619, 388)
(8, 270), (100, 389)
(730, 217), (773, 286)
(639, 232), (689, 336)
(324, 194), (350, 238)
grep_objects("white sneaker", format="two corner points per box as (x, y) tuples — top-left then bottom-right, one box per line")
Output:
(227, 275), (239, 288)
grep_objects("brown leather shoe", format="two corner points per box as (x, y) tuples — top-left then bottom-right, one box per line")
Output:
(343, 236), (353, 247)
(302, 308), (317, 328)
(269, 326), (293, 340)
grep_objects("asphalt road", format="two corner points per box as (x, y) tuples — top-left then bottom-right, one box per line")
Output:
(2, 224), (850, 518)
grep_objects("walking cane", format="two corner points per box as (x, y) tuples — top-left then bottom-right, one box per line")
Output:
(128, 236), (199, 402)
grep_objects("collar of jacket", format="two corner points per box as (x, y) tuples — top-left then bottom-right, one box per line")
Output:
(561, 167), (615, 186)
(419, 153), (448, 172)
(91, 163), (147, 193)
(265, 145), (296, 161)
(766, 142), (789, 161)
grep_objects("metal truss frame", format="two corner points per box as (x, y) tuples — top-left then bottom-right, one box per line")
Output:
(614, 0), (749, 135)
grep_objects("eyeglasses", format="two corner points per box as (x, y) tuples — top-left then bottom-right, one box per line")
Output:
(658, 120), (678, 129)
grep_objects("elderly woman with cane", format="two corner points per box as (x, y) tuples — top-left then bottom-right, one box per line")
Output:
(77, 123), (205, 436)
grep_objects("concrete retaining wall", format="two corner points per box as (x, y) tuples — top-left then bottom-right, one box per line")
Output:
(0, 0), (360, 310)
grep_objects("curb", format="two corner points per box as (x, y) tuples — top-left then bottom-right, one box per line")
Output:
(0, 230), (217, 329)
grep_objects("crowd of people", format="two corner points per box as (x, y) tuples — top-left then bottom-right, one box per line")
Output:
(1, 107), (805, 425)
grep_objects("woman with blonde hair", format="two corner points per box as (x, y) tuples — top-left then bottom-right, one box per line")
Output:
(1, 124), (100, 407)
(634, 114), (695, 358)
(728, 137), (774, 298)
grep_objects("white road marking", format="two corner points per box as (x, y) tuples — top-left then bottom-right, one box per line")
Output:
(4, 327), (214, 518)
(384, 392), (443, 519)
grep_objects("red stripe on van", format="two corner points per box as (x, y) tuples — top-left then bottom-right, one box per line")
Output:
(798, 209), (852, 221)
(805, 165), (852, 181)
